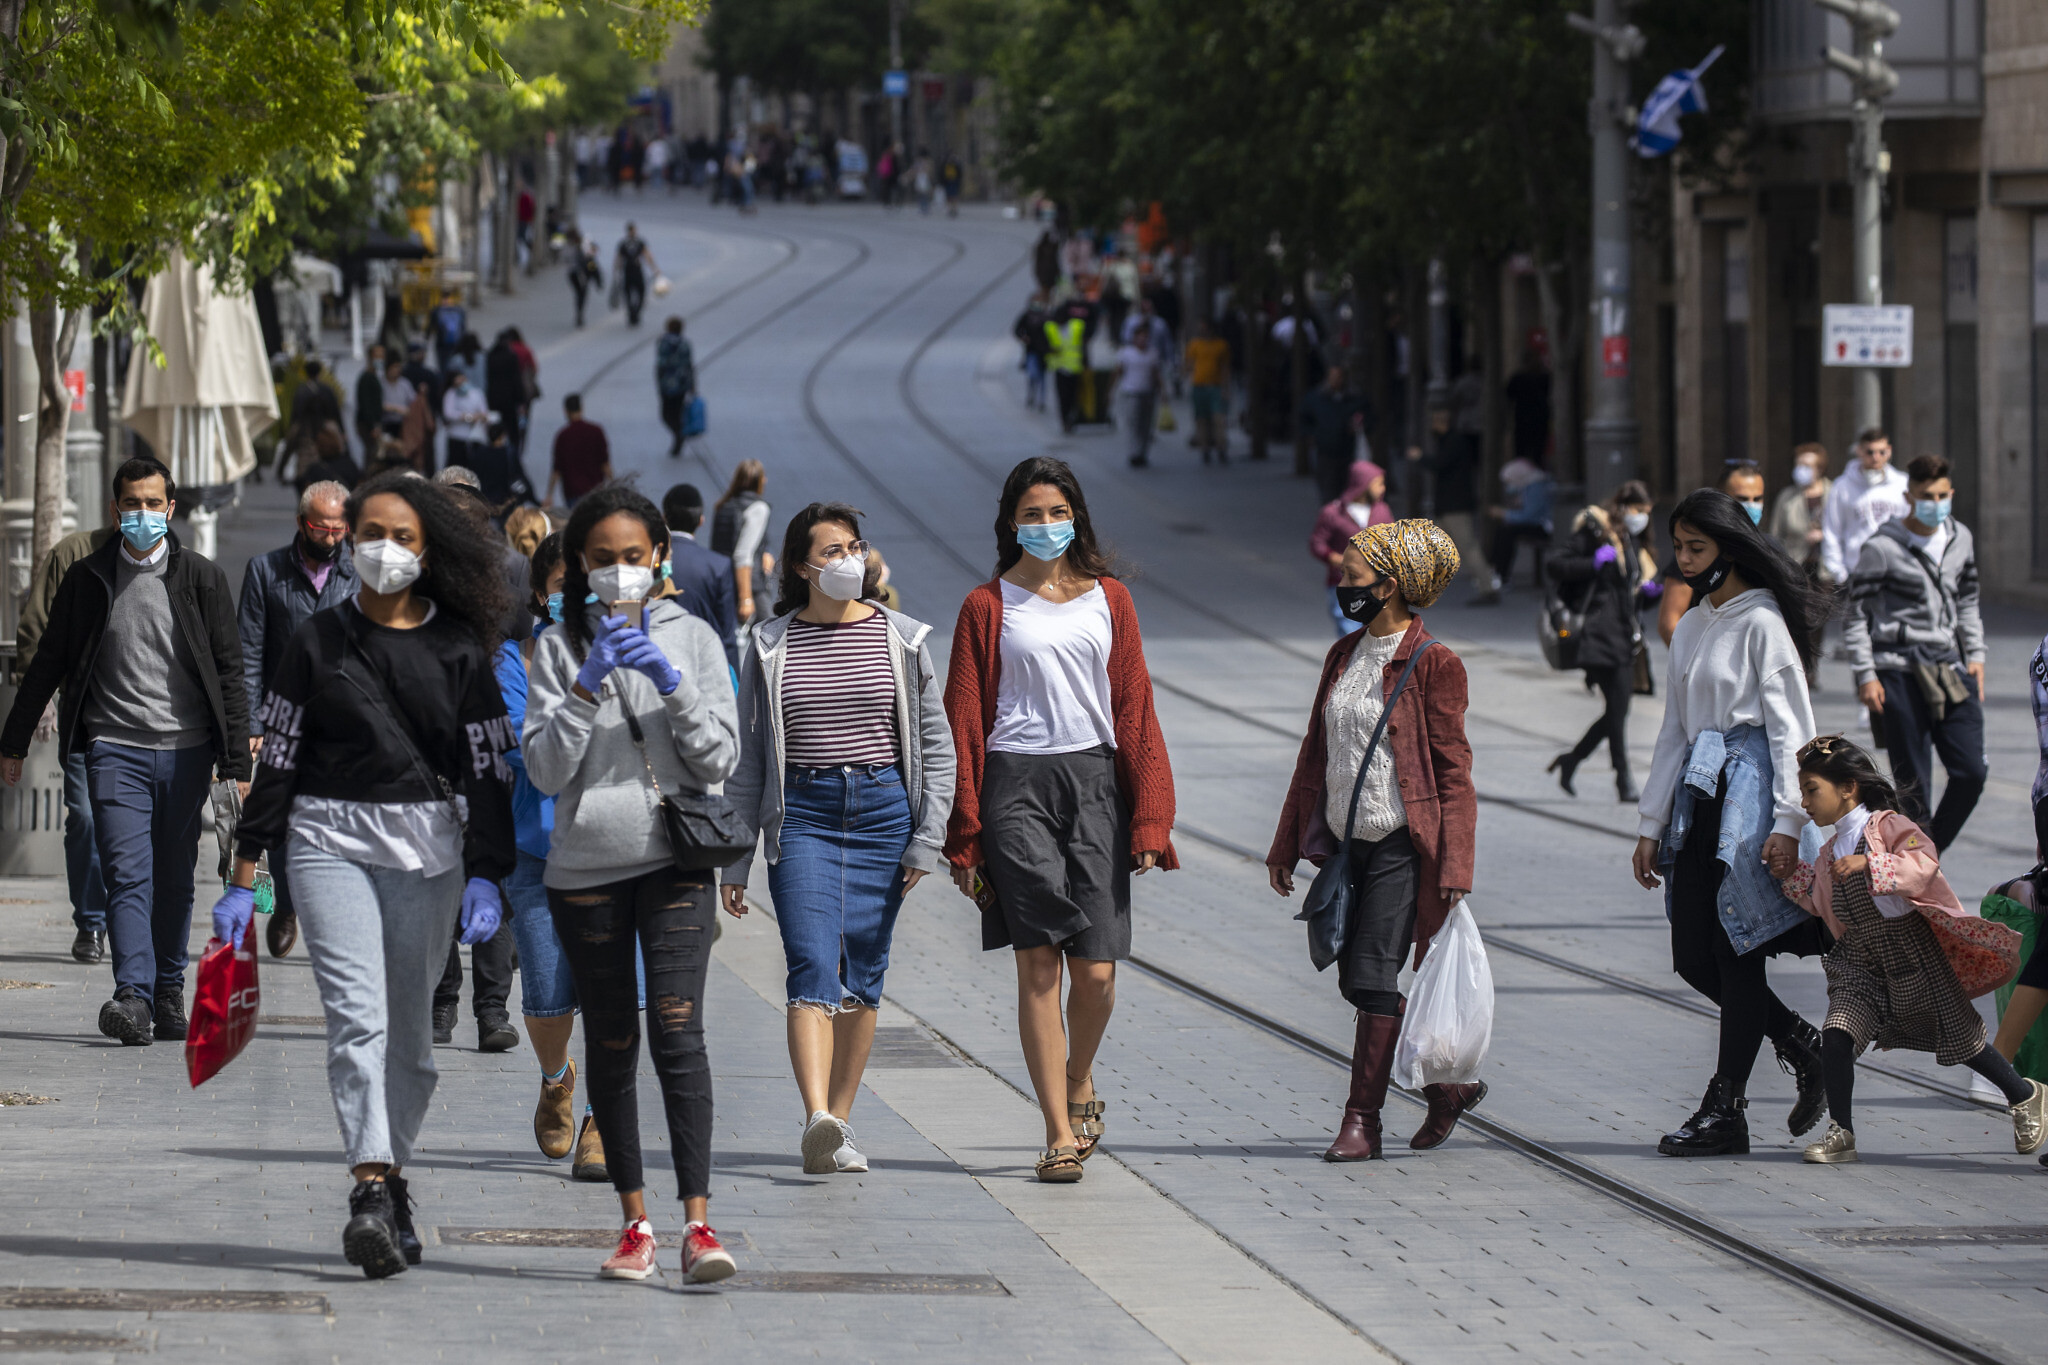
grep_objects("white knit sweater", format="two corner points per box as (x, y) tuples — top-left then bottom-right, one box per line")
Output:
(1323, 629), (1408, 843)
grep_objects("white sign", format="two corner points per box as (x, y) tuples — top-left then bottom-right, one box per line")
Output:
(1821, 304), (1913, 368)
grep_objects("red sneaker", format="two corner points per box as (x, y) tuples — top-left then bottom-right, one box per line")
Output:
(600, 1219), (657, 1280)
(681, 1223), (736, 1283)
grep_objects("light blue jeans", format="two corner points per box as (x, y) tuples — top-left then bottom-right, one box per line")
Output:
(509, 848), (646, 1018)
(287, 833), (462, 1168)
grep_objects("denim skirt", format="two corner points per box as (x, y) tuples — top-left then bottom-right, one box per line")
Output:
(766, 763), (914, 1010)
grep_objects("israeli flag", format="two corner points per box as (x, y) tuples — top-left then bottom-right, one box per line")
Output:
(1634, 45), (1723, 158)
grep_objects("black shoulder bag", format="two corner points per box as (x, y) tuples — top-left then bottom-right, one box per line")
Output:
(615, 686), (751, 871)
(1296, 639), (1437, 972)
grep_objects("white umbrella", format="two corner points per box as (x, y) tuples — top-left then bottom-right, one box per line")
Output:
(122, 247), (278, 494)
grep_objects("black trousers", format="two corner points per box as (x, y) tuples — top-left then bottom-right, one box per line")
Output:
(621, 272), (646, 324)
(660, 391), (686, 443)
(435, 921), (513, 1018)
(549, 864), (716, 1200)
(1489, 523), (1551, 588)
(1876, 668), (1986, 851)
(1566, 665), (1633, 779)
(1668, 786), (1801, 1088)
(1053, 370), (1081, 429)
(1339, 828), (1419, 1016)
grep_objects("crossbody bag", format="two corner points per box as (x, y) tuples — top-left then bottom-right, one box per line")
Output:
(613, 683), (751, 871)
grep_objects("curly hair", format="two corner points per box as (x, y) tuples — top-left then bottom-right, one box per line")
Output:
(992, 456), (1118, 579)
(345, 472), (510, 652)
(775, 502), (881, 616)
(560, 484), (668, 661)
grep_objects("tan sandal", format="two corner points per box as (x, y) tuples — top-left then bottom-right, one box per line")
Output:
(1068, 1100), (1106, 1160)
(1035, 1144), (1085, 1183)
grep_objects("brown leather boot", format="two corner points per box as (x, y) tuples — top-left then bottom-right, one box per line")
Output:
(1409, 1081), (1488, 1150)
(571, 1115), (609, 1182)
(1324, 1013), (1401, 1162)
(534, 1059), (577, 1160)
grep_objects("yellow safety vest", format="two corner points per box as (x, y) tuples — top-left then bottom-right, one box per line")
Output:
(1045, 318), (1084, 373)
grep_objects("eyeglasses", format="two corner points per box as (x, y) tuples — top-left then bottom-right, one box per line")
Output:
(808, 540), (869, 567)
(302, 520), (348, 538)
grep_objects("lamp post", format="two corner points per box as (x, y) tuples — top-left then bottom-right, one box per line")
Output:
(1567, 2), (1644, 504)
(1816, 0), (1899, 433)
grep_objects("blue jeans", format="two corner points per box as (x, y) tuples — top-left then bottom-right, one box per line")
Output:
(1025, 353), (1048, 408)
(508, 849), (645, 1018)
(1328, 586), (1364, 638)
(87, 741), (213, 997)
(63, 749), (106, 932)
(767, 764), (913, 1010)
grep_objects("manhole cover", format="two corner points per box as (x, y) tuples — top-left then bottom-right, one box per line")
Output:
(259, 1015), (325, 1027)
(437, 1227), (727, 1248)
(1809, 1225), (2048, 1247)
(864, 1027), (960, 1069)
(710, 1273), (1006, 1295)
(0, 1288), (327, 1314)
(0, 1329), (148, 1354)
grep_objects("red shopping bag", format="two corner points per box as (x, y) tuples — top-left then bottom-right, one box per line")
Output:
(185, 920), (261, 1087)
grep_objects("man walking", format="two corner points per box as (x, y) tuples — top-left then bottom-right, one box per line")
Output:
(1045, 302), (1087, 433)
(1822, 426), (1910, 584)
(0, 457), (250, 1045)
(1184, 319), (1231, 463)
(545, 393), (612, 509)
(440, 367), (489, 474)
(1300, 365), (1370, 503)
(353, 343), (385, 457)
(614, 222), (660, 326)
(237, 481), (357, 957)
(1114, 325), (1163, 467)
(661, 483), (740, 670)
(656, 316), (697, 457)
(1844, 454), (1988, 851)
(1406, 404), (1490, 603)
(1014, 291), (1051, 413)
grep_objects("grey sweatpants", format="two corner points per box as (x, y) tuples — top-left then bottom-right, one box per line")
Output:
(288, 833), (463, 1168)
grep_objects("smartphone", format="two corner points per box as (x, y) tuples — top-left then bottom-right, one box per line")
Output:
(614, 599), (646, 629)
(973, 872), (998, 913)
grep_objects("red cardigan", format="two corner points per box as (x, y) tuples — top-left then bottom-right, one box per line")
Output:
(943, 577), (1179, 871)
(1266, 617), (1476, 966)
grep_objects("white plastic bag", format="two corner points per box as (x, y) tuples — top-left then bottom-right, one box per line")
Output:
(1393, 900), (1493, 1088)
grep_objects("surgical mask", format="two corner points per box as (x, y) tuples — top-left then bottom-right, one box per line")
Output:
(545, 592), (564, 624)
(1791, 464), (1818, 488)
(1681, 555), (1731, 598)
(1740, 499), (1764, 524)
(1622, 511), (1650, 536)
(1015, 520), (1076, 561)
(811, 552), (867, 601)
(1914, 497), (1951, 528)
(355, 539), (423, 595)
(587, 563), (654, 604)
(1334, 584), (1388, 626)
(119, 510), (168, 553)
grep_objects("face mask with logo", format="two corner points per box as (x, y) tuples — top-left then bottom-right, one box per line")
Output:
(1740, 499), (1764, 524)
(812, 552), (867, 601)
(1015, 519), (1076, 562)
(1914, 497), (1951, 528)
(587, 563), (655, 605)
(1682, 555), (1732, 598)
(1791, 464), (1818, 488)
(1334, 583), (1388, 626)
(119, 510), (169, 553)
(355, 539), (423, 595)
(1623, 510), (1650, 536)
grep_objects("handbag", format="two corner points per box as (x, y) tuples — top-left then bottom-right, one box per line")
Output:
(186, 918), (260, 1087)
(1631, 640), (1655, 696)
(1536, 590), (1582, 671)
(1296, 640), (1438, 971)
(684, 394), (707, 438)
(616, 690), (751, 871)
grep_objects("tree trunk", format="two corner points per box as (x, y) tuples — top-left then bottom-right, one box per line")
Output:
(28, 297), (81, 570)
(1290, 265), (1309, 477)
(1245, 271), (1268, 462)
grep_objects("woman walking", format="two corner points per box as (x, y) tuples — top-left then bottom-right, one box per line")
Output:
(523, 486), (741, 1283)
(710, 459), (775, 631)
(723, 503), (956, 1175)
(1267, 520), (1481, 1160)
(944, 457), (1177, 1184)
(1309, 461), (1392, 638)
(213, 472), (517, 1278)
(1631, 489), (1830, 1157)
(1546, 480), (1659, 803)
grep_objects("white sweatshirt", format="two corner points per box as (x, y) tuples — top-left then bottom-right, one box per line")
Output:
(1819, 462), (1908, 582)
(1637, 588), (1816, 842)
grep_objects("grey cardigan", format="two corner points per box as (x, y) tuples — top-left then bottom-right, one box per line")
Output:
(724, 604), (955, 888)
(1843, 518), (1986, 686)
(523, 599), (740, 889)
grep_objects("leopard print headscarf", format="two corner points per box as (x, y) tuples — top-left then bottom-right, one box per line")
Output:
(1349, 518), (1461, 610)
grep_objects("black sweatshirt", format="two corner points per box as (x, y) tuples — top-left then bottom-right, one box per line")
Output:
(235, 602), (516, 883)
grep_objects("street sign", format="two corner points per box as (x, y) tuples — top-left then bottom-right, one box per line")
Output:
(1821, 303), (1913, 367)
(882, 70), (908, 98)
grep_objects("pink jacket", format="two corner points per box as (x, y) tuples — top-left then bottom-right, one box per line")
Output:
(1309, 462), (1392, 586)
(1781, 808), (2019, 998)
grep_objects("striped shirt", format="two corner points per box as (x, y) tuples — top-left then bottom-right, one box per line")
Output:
(782, 612), (898, 767)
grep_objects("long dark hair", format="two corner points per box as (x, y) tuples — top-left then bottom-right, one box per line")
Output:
(1669, 488), (1828, 671)
(1796, 735), (1901, 812)
(775, 502), (881, 616)
(993, 456), (1116, 578)
(561, 485), (668, 660)
(527, 531), (564, 624)
(346, 472), (509, 652)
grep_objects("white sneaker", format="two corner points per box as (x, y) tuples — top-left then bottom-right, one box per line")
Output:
(833, 1125), (868, 1173)
(801, 1110), (844, 1175)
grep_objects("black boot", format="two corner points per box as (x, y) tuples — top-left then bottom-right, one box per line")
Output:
(1773, 1018), (1826, 1138)
(1614, 755), (1639, 805)
(1657, 1075), (1750, 1157)
(343, 1179), (409, 1279)
(1546, 751), (1582, 797)
(432, 1003), (456, 1046)
(384, 1173), (424, 1265)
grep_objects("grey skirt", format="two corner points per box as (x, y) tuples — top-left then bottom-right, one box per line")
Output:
(980, 745), (1132, 960)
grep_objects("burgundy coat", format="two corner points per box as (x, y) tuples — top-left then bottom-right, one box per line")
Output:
(1265, 616), (1476, 966)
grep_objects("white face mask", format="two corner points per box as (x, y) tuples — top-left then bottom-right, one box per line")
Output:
(812, 552), (867, 601)
(1792, 464), (1817, 488)
(1622, 510), (1650, 536)
(355, 539), (422, 595)
(587, 562), (655, 605)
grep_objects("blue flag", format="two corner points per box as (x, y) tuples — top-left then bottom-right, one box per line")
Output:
(1634, 45), (1724, 158)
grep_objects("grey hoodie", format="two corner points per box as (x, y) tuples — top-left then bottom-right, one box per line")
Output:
(724, 604), (955, 888)
(523, 598), (740, 889)
(1843, 517), (1985, 686)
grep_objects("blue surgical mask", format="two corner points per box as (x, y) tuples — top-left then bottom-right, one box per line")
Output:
(546, 592), (564, 624)
(1914, 497), (1951, 528)
(1015, 520), (1076, 561)
(119, 509), (169, 552)
(1741, 499), (1764, 525)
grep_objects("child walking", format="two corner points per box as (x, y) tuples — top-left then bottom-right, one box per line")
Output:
(1781, 735), (2043, 1163)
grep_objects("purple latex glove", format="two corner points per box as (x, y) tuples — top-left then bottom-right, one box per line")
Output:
(1592, 544), (1619, 570)
(615, 628), (681, 694)
(211, 885), (255, 945)
(575, 614), (630, 694)
(1640, 579), (1664, 600)
(459, 878), (503, 945)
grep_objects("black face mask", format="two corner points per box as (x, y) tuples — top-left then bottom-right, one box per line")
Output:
(299, 530), (342, 563)
(1681, 556), (1731, 597)
(1335, 584), (1388, 626)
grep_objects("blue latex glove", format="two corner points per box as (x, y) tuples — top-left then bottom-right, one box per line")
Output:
(575, 615), (630, 694)
(459, 877), (503, 945)
(615, 627), (682, 695)
(212, 885), (255, 945)
(1592, 544), (1619, 570)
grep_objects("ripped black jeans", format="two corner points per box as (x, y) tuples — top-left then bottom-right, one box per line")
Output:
(548, 865), (716, 1200)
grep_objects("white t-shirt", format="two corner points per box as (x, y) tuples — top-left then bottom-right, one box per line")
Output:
(987, 580), (1117, 755)
(1116, 345), (1159, 395)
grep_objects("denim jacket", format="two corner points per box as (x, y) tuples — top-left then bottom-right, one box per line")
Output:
(1657, 724), (1810, 954)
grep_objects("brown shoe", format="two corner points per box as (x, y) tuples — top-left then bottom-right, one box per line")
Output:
(1324, 1013), (1401, 1162)
(535, 1060), (576, 1160)
(266, 910), (298, 958)
(1409, 1081), (1487, 1150)
(571, 1115), (609, 1182)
